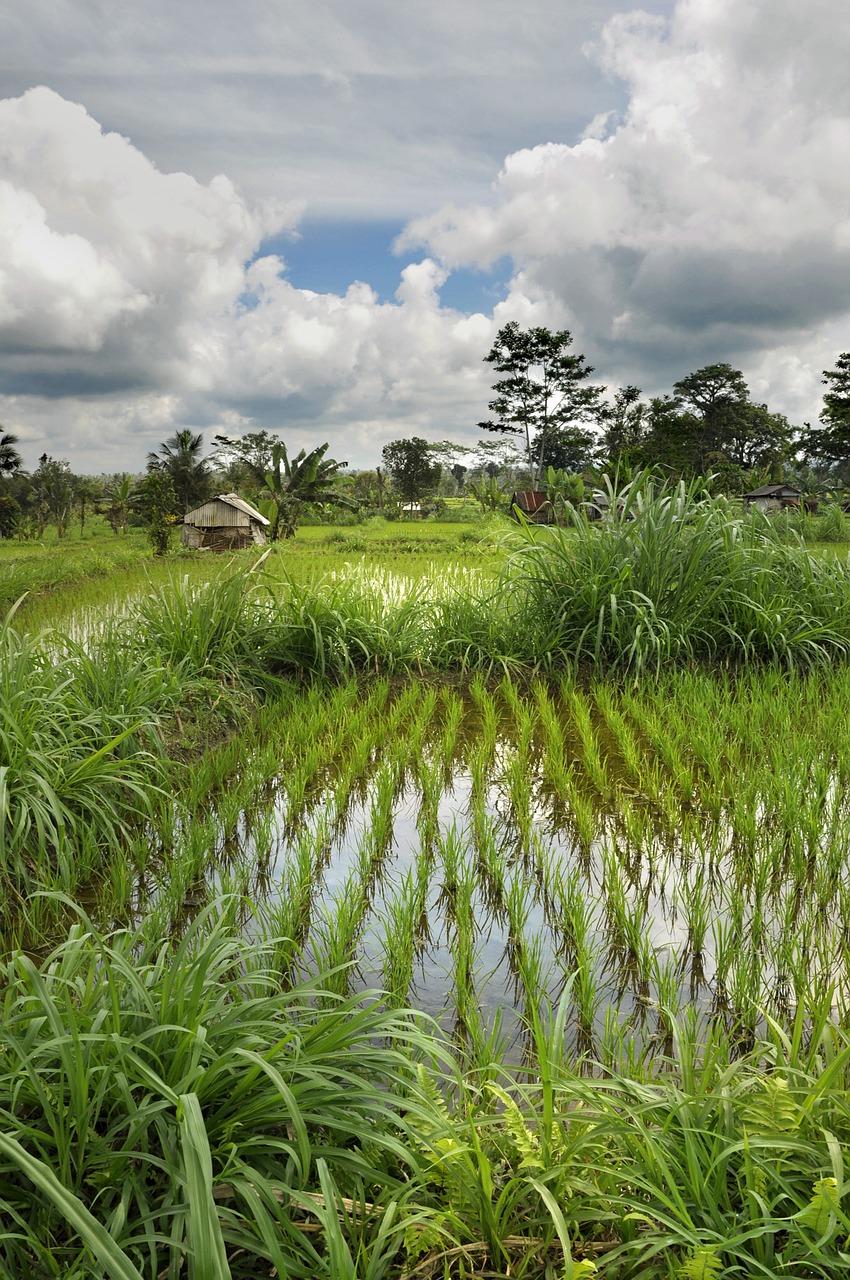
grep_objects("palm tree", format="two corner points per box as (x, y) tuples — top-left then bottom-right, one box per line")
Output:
(263, 441), (356, 539)
(0, 431), (23, 477)
(147, 429), (212, 512)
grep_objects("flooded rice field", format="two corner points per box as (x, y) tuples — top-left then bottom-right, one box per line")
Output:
(144, 670), (850, 1062)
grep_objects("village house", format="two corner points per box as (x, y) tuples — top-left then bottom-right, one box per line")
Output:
(181, 493), (269, 550)
(742, 483), (802, 513)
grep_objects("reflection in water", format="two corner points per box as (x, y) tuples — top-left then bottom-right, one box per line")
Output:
(202, 682), (850, 1061)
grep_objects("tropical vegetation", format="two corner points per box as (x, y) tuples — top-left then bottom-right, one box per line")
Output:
(6, 339), (850, 1277)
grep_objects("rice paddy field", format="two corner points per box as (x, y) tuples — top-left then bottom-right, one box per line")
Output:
(4, 486), (850, 1278)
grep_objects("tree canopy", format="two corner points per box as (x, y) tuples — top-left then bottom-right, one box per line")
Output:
(0, 431), (22, 477)
(381, 438), (442, 503)
(147, 429), (212, 512)
(802, 353), (850, 480)
(478, 322), (605, 486)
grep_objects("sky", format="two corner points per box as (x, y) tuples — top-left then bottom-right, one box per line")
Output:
(2, 0), (850, 474)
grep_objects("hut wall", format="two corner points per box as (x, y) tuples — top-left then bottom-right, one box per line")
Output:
(181, 524), (204, 548)
(186, 499), (251, 527)
(200, 526), (256, 551)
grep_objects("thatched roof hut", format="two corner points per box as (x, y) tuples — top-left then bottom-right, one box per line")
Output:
(181, 494), (269, 550)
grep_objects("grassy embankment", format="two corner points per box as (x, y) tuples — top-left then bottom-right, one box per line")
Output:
(3, 485), (850, 1277)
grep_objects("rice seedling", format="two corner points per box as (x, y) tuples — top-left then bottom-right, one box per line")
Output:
(567, 687), (612, 800)
(378, 870), (419, 1009)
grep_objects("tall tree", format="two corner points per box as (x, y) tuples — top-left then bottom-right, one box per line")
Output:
(211, 430), (279, 492)
(0, 430), (23, 477)
(614, 366), (793, 484)
(478, 322), (605, 486)
(671, 363), (751, 473)
(601, 386), (651, 468)
(147, 429), (212, 511)
(0, 495), (21, 538)
(32, 454), (75, 538)
(450, 462), (468, 493)
(539, 423), (599, 473)
(802, 353), (850, 479)
(381, 438), (442, 503)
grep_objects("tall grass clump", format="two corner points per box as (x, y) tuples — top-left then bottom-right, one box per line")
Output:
(506, 472), (850, 673)
(133, 567), (282, 696)
(262, 569), (434, 678)
(0, 614), (171, 895)
(0, 908), (432, 1279)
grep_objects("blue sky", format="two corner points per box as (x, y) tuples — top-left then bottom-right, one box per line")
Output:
(260, 220), (512, 313)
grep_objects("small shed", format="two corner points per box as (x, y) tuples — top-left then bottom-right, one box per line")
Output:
(742, 483), (802, 513)
(181, 493), (269, 550)
(511, 491), (554, 524)
(584, 490), (610, 522)
(400, 502), (425, 519)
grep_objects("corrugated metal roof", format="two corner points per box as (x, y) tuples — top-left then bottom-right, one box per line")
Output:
(743, 484), (801, 498)
(512, 491), (549, 512)
(184, 493), (270, 526)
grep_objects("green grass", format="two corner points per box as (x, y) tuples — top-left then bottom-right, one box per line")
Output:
(6, 493), (850, 1276)
(2, 908), (849, 1278)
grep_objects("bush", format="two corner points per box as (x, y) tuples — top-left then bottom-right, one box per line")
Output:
(0, 910), (426, 1279)
(505, 472), (850, 674)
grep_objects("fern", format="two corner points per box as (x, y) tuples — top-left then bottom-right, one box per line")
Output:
(678, 1246), (723, 1280)
(487, 1083), (544, 1170)
(403, 1214), (448, 1264)
(740, 1077), (800, 1134)
(414, 1062), (453, 1130)
(797, 1177), (840, 1237)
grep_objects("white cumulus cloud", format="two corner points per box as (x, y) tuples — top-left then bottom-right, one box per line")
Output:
(402, 0), (850, 404)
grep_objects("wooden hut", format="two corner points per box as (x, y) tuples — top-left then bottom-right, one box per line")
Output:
(742, 483), (802, 513)
(511, 491), (554, 524)
(181, 494), (269, 550)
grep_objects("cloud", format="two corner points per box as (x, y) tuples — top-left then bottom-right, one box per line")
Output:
(0, 87), (286, 384)
(4, 2), (850, 473)
(402, 0), (850, 398)
(0, 86), (511, 469)
(2, 0), (641, 218)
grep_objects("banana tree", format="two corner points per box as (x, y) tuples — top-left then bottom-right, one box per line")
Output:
(467, 474), (509, 513)
(263, 441), (356, 538)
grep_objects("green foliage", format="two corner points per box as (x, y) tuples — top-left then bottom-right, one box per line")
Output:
(544, 465), (585, 508)
(267, 569), (432, 677)
(506, 469), (850, 673)
(0, 615), (170, 893)
(101, 473), (133, 535)
(0, 911), (429, 1279)
(263, 440), (354, 539)
(803, 352), (850, 477)
(32, 453), (76, 537)
(0, 429), (23, 476)
(381, 437), (442, 503)
(467, 473), (509, 512)
(479, 321), (605, 486)
(147, 428), (213, 511)
(0, 493), (21, 537)
(678, 1247), (722, 1279)
(135, 469), (179, 553)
